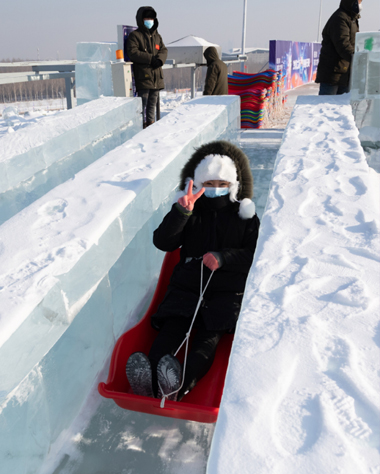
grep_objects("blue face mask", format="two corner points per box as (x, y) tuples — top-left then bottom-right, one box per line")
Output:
(144, 20), (154, 29)
(204, 187), (230, 198)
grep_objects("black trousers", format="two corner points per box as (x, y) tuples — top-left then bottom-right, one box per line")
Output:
(318, 83), (350, 95)
(138, 89), (159, 124)
(148, 316), (225, 400)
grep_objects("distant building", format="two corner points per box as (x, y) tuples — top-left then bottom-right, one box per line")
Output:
(224, 48), (269, 74)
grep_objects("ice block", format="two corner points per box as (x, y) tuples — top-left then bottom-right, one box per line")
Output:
(0, 97), (142, 225)
(351, 31), (380, 147)
(0, 95), (240, 474)
(76, 42), (118, 105)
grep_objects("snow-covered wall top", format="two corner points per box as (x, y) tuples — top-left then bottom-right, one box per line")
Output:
(0, 95), (239, 474)
(208, 95), (380, 474)
(0, 94), (239, 387)
(0, 97), (142, 223)
(0, 97), (134, 169)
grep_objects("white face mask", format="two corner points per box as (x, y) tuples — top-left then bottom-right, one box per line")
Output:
(358, 3), (362, 12)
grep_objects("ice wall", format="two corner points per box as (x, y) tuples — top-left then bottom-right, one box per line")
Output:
(76, 42), (118, 106)
(0, 97), (142, 225)
(0, 95), (240, 474)
(207, 96), (380, 474)
(351, 31), (380, 147)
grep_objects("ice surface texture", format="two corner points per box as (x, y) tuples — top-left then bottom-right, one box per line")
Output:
(0, 97), (142, 225)
(0, 95), (240, 474)
(208, 96), (380, 474)
(76, 42), (118, 106)
(239, 129), (282, 220)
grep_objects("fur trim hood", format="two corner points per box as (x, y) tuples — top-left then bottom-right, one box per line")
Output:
(178, 140), (256, 219)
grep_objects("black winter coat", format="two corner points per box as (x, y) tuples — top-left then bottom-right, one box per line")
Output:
(203, 47), (229, 96)
(152, 195), (260, 332)
(126, 6), (168, 91)
(316, 0), (360, 87)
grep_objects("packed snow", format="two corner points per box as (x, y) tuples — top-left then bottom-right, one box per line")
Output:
(208, 95), (380, 474)
(0, 95), (240, 474)
(0, 88), (379, 474)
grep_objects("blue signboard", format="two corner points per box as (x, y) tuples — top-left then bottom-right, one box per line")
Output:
(269, 40), (321, 91)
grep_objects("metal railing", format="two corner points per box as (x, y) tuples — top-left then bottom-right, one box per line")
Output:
(0, 55), (247, 113)
(0, 61), (76, 109)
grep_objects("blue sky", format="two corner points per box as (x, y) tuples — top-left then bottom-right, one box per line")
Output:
(0, 0), (379, 60)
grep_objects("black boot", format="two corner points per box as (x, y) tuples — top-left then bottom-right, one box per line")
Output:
(157, 354), (182, 401)
(126, 352), (154, 398)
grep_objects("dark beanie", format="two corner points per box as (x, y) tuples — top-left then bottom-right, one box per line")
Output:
(143, 8), (156, 19)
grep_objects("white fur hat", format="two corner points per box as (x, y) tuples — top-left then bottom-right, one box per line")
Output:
(192, 154), (239, 201)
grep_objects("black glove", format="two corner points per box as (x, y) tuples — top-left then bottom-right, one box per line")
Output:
(151, 57), (163, 69)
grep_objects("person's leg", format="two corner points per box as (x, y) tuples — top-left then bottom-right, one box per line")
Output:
(178, 325), (225, 400)
(148, 317), (190, 396)
(337, 85), (350, 94)
(319, 83), (339, 95)
(137, 89), (149, 127)
(146, 90), (159, 124)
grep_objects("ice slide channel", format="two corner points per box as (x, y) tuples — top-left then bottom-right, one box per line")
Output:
(208, 96), (380, 474)
(0, 95), (240, 474)
(0, 97), (142, 226)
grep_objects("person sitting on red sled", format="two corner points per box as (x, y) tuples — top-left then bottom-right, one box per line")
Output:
(126, 140), (260, 402)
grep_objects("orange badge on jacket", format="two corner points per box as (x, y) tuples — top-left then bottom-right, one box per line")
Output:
(155, 44), (160, 50)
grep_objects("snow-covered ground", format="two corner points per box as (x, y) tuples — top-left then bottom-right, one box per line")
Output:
(0, 89), (379, 474)
(209, 95), (380, 474)
(0, 91), (191, 139)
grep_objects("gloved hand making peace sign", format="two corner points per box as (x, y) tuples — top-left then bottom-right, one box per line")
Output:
(177, 180), (223, 271)
(177, 180), (204, 211)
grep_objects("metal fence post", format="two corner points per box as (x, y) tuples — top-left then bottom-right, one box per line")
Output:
(191, 66), (196, 99)
(156, 92), (161, 121)
(65, 77), (75, 109)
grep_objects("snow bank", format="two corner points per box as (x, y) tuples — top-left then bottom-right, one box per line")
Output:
(0, 95), (240, 474)
(0, 97), (142, 224)
(208, 95), (380, 474)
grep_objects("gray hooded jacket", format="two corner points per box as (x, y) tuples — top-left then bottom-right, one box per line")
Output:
(203, 47), (228, 95)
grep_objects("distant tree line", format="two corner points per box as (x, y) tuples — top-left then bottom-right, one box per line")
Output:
(0, 59), (67, 104)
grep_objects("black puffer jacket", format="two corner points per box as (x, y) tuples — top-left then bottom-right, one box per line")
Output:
(151, 141), (259, 332)
(316, 0), (360, 87)
(203, 47), (228, 95)
(152, 197), (260, 332)
(126, 6), (168, 91)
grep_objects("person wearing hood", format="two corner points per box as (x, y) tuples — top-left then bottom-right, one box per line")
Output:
(203, 47), (228, 95)
(127, 6), (168, 127)
(125, 141), (260, 403)
(316, 0), (362, 95)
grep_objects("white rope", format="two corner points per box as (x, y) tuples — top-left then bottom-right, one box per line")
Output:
(159, 262), (214, 408)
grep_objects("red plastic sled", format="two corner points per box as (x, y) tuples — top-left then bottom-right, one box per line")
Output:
(98, 249), (234, 423)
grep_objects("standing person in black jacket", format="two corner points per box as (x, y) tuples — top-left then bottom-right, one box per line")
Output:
(203, 47), (229, 95)
(126, 141), (260, 403)
(316, 0), (361, 95)
(127, 6), (168, 127)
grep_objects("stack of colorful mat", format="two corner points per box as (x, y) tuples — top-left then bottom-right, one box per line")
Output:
(228, 70), (285, 128)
